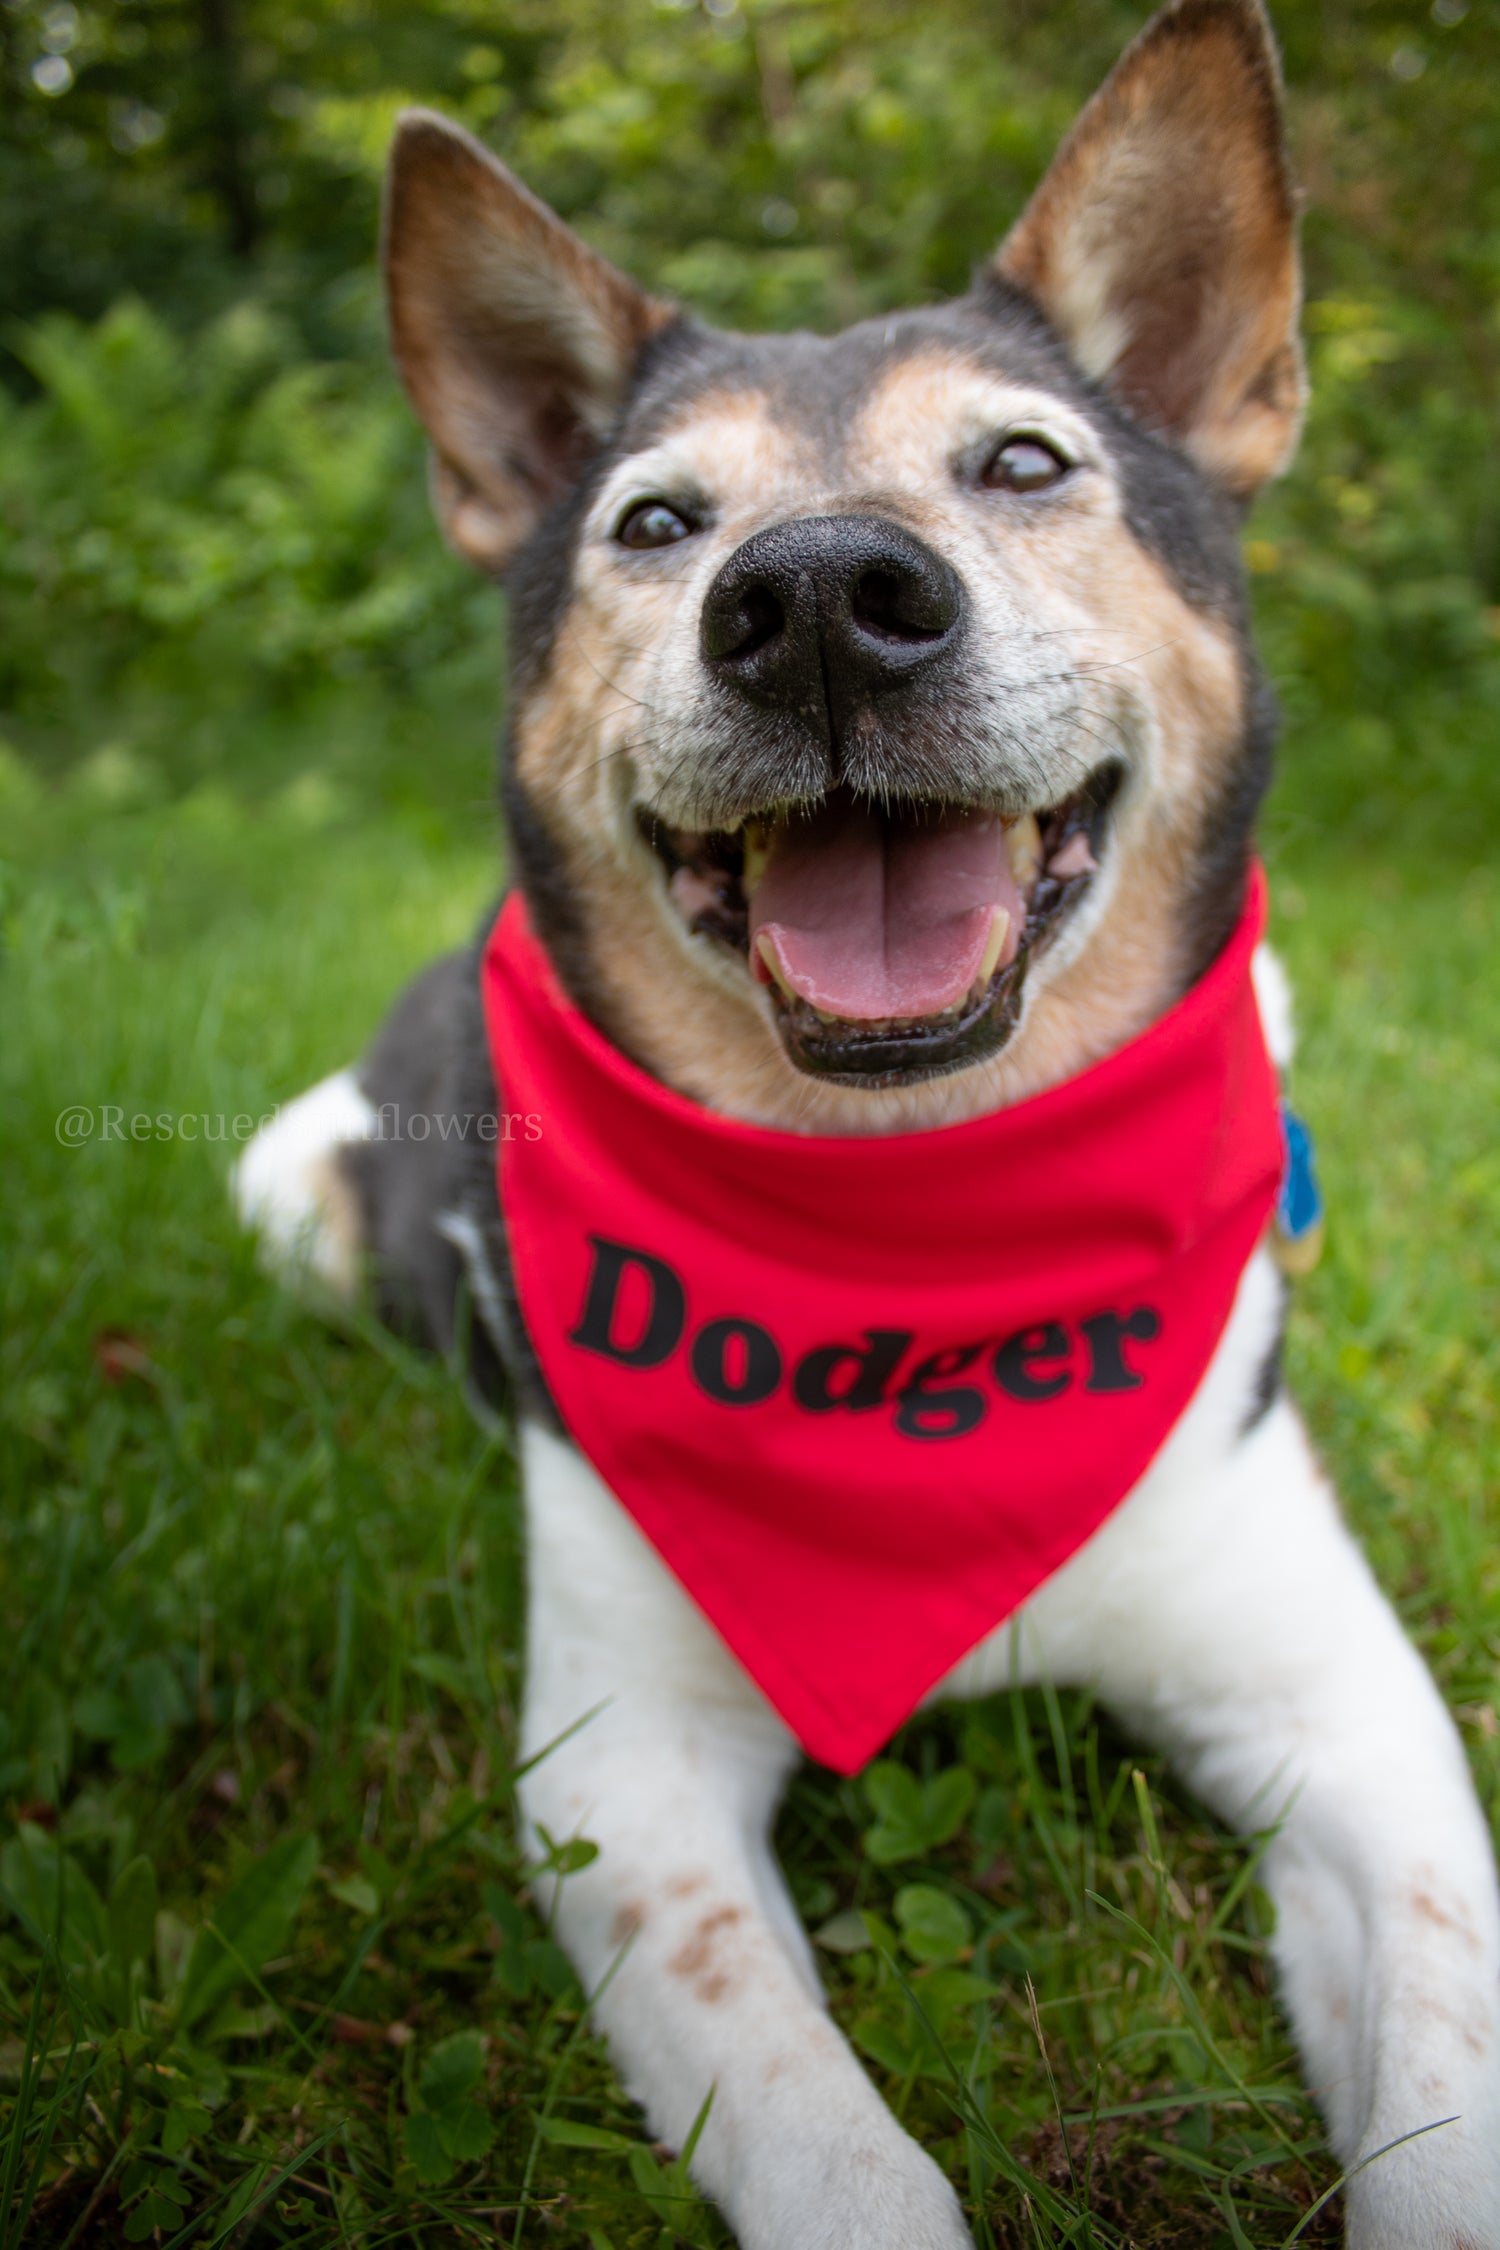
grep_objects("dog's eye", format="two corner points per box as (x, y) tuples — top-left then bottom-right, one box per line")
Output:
(616, 500), (696, 550)
(981, 438), (1070, 494)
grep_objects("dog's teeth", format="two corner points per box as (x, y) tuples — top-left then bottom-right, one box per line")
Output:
(1005, 813), (1043, 889)
(742, 823), (771, 895)
(755, 932), (798, 1004)
(977, 906), (1010, 987)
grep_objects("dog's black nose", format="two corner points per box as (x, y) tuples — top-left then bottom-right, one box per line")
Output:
(700, 514), (964, 733)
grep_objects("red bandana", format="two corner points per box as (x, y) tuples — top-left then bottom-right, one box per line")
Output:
(481, 870), (1281, 1773)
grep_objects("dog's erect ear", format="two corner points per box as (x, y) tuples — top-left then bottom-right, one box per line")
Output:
(383, 110), (673, 575)
(995, 0), (1303, 500)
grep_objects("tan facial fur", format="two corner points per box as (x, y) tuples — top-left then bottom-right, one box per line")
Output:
(511, 349), (1246, 1135)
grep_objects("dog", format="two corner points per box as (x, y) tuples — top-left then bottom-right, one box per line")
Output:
(235, 2), (1500, 2241)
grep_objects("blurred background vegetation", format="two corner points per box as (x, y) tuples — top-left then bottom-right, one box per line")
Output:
(1, 0), (1498, 851)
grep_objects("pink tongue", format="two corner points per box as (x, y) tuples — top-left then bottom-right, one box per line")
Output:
(749, 797), (1023, 1022)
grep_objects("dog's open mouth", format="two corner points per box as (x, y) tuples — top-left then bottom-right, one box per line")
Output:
(642, 764), (1123, 1085)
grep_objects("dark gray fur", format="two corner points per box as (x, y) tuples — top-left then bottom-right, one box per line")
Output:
(1239, 1273), (1289, 1438)
(341, 927), (557, 1427)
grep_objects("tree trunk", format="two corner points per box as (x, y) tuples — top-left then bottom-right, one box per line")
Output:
(198, 0), (260, 261)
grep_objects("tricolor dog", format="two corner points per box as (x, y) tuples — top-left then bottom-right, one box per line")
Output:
(236, 2), (1500, 2241)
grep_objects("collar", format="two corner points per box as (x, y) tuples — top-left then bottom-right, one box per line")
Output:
(481, 867), (1282, 1771)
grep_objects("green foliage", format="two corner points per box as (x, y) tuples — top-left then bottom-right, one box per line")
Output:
(176, 1830), (320, 2031)
(538, 2088), (720, 2245)
(894, 1883), (972, 1963)
(863, 1759), (977, 1863)
(0, 1806), (330, 2239)
(0, 295), (484, 730)
(1254, 291), (1500, 856)
(402, 2029), (497, 2184)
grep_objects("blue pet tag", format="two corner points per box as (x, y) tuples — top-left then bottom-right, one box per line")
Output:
(1274, 1106), (1324, 1275)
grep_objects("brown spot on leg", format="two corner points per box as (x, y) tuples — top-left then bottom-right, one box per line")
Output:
(1408, 1990), (1490, 2060)
(1409, 1886), (1482, 1956)
(610, 1901), (644, 1947)
(668, 1904), (748, 2004)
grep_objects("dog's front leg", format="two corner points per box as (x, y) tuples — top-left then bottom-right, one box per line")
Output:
(516, 1420), (973, 2250)
(1035, 1393), (1500, 2249)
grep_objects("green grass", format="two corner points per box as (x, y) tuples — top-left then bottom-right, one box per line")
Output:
(2, 685), (1498, 2250)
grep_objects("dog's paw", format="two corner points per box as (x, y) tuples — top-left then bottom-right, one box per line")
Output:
(1343, 2121), (1500, 2250)
(233, 1067), (373, 1299)
(734, 2128), (972, 2250)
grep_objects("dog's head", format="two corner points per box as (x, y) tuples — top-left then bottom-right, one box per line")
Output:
(385, 0), (1302, 1130)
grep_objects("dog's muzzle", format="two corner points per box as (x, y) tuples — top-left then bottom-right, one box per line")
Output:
(637, 512), (1122, 1087)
